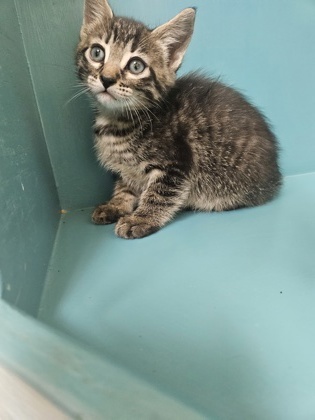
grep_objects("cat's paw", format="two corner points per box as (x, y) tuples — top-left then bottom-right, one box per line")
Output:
(115, 215), (159, 239)
(92, 204), (120, 225)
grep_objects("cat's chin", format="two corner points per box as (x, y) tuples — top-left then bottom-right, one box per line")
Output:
(96, 91), (116, 105)
(95, 92), (124, 112)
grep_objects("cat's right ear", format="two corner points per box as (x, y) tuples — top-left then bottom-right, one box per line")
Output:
(152, 8), (196, 72)
(81, 0), (113, 37)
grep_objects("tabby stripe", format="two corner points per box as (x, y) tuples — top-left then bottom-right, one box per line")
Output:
(155, 188), (180, 198)
(113, 26), (119, 42)
(111, 149), (133, 156)
(94, 125), (135, 137)
(145, 165), (186, 182)
(105, 29), (112, 44)
(150, 68), (165, 95)
(106, 140), (130, 149)
(146, 198), (175, 207)
(233, 138), (254, 169)
(167, 167), (187, 177)
(130, 30), (143, 53)
(116, 189), (137, 197)
(159, 177), (184, 190)
(143, 87), (155, 103)
(139, 75), (153, 83)
(77, 62), (90, 80)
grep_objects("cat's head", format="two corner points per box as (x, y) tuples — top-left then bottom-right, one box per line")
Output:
(76, 0), (196, 113)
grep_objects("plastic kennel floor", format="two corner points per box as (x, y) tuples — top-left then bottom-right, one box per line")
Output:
(37, 173), (315, 420)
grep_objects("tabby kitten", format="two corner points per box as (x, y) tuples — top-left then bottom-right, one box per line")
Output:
(76, 0), (281, 239)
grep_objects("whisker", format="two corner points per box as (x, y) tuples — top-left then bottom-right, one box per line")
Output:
(141, 94), (169, 112)
(124, 98), (135, 129)
(71, 83), (88, 90)
(64, 87), (90, 107)
(134, 102), (153, 133)
(130, 96), (157, 132)
(132, 92), (167, 117)
(131, 100), (143, 134)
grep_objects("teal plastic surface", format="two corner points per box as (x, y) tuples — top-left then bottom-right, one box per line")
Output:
(39, 174), (315, 419)
(0, 301), (203, 419)
(1, 0), (315, 418)
(0, 0), (60, 315)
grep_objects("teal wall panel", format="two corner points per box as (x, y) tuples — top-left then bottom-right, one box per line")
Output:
(0, 1), (60, 315)
(15, 0), (112, 211)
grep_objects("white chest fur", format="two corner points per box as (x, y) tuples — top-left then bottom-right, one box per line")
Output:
(94, 132), (150, 192)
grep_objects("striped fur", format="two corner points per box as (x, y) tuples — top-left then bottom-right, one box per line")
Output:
(76, 0), (282, 238)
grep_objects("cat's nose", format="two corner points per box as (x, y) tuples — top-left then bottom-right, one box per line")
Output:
(100, 76), (116, 89)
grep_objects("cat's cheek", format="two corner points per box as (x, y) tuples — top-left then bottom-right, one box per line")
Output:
(115, 216), (159, 239)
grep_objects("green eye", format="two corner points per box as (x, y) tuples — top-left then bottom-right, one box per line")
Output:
(128, 58), (146, 74)
(90, 45), (105, 62)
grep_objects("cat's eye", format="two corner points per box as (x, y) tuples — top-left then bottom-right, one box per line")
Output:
(90, 45), (105, 62)
(128, 58), (146, 75)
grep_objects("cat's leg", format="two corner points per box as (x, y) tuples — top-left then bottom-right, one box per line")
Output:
(115, 172), (189, 239)
(92, 178), (138, 225)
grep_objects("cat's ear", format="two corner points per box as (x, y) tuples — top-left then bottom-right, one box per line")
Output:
(81, 0), (113, 35)
(152, 8), (196, 72)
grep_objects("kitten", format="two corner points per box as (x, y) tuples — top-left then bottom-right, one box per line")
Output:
(76, 0), (282, 239)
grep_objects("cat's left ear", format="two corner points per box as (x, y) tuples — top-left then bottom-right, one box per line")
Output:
(81, 0), (113, 36)
(152, 8), (196, 72)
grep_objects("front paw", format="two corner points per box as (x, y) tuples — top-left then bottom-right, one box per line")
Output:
(92, 204), (121, 225)
(115, 215), (159, 239)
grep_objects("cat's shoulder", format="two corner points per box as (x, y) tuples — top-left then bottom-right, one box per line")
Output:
(175, 72), (223, 91)
(173, 72), (235, 101)
(173, 72), (254, 110)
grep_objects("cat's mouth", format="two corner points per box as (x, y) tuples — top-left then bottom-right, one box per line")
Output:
(95, 89), (119, 107)
(98, 90), (116, 100)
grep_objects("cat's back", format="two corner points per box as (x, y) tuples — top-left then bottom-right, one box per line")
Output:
(172, 73), (272, 129)
(169, 72), (279, 158)
(166, 73), (281, 208)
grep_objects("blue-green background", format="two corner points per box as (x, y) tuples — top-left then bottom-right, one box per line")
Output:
(1, 1), (315, 418)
